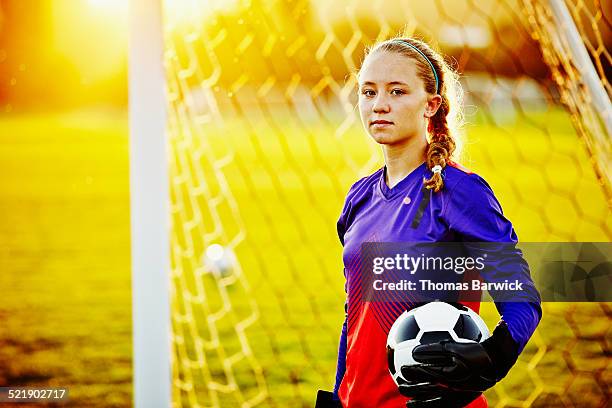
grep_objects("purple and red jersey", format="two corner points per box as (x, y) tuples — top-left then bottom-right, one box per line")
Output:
(333, 161), (542, 408)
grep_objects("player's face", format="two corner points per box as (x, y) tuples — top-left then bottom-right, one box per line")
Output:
(358, 51), (433, 146)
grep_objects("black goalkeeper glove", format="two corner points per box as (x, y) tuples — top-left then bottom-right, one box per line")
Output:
(314, 390), (342, 408)
(406, 321), (520, 394)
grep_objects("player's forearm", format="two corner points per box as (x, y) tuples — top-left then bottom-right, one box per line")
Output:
(497, 301), (542, 354)
(479, 245), (543, 353)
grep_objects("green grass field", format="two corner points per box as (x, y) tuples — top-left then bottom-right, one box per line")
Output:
(0, 108), (609, 407)
(0, 111), (131, 407)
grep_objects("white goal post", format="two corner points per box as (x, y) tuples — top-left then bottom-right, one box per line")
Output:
(128, 0), (172, 407)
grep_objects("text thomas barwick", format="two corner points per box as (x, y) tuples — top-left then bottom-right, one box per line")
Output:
(372, 279), (524, 291)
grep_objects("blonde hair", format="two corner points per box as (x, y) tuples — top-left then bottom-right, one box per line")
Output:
(361, 37), (464, 192)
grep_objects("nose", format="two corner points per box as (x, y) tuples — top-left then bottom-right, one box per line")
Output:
(372, 94), (390, 113)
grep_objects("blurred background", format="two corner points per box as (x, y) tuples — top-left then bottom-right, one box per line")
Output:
(1, 0), (610, 407)
(0, 0), (131, 406)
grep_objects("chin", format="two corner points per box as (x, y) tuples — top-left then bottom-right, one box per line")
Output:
(369, 131), (400, 145)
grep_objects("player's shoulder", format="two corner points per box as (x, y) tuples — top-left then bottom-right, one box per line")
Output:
(443, 161), (492, 193)
(345, 167), (384, 199)
(446, 160), (473, 175)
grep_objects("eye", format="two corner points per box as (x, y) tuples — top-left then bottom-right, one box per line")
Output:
(390, 88), (406, 95)
(361, 89), (376, 97)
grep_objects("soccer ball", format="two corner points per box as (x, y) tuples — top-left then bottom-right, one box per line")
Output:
(386, 301), (490, 386)
(203, 244), (236, 278)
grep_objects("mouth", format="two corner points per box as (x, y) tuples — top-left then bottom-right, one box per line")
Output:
(370, 120), (394, 127)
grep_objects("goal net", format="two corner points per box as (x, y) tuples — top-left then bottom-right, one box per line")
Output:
(159, 0), (611, 406)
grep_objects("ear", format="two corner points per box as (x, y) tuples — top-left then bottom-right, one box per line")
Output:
(424, 95), (442, 118)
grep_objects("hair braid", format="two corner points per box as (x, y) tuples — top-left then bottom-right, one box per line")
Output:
(424, 91), (455, 192)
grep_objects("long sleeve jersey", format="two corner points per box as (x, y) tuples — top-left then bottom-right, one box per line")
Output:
(333, 161), (542, 408)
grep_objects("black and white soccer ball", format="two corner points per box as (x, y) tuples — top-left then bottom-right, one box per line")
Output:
(386, 301), (490, 386)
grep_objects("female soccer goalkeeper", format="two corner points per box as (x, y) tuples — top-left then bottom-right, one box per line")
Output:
(319, 38), (542, 408)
